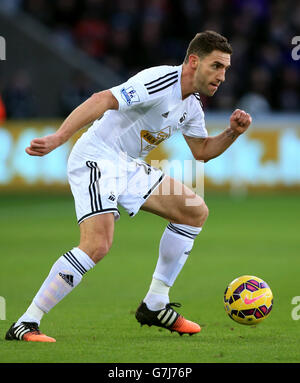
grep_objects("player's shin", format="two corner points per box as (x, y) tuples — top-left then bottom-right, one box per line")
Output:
(15, 247), (95, 326)
(144, 223), (202, 311)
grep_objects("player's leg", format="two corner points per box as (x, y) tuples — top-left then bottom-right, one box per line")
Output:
(141, 175), (208, 226)
(142, 175), (208, 300)
(78, 212), (115, 263)
(136, 176), (208, 335)
(5, 213), (114, 342)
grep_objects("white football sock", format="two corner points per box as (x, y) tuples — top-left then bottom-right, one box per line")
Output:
(144, 278), (170, 311)
(144, 223), (202, 311)
(15, 247), (95, 326)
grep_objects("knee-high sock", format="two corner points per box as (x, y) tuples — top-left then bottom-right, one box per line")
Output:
(144, 223), (202, 311)
(16, 247), (95, 326)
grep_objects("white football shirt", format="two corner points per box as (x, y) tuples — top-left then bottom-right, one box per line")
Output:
(88, 64), (207, 159)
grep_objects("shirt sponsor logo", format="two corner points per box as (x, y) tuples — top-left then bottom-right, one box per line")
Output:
(141, 129), (170, 145)
(121, 86), (140, 105)
(140, 127), (171, 154)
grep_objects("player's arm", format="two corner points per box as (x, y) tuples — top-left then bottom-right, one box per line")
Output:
(26, 90), (119, 156)
(184, 109), (252, 162)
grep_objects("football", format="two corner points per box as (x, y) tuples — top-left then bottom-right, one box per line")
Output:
(224, 275), (273, 325)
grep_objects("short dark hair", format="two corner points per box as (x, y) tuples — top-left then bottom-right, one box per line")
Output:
(184, 30), (232, 63)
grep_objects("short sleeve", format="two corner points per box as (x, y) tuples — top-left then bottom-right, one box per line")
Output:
(110, 78), (149, 111)
(181, 102), (208, 139)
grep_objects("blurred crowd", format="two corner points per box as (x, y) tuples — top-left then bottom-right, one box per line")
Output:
(1, 0), (300, 118)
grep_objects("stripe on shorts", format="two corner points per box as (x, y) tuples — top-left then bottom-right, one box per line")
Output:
(77, 209), (120, 225)
(143, 175), (164, 199)
(86, 161), (102, 212)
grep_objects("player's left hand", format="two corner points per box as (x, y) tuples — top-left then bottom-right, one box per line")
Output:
(230, 109), (252, 135)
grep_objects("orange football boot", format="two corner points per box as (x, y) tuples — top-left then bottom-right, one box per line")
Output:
(5, 322), (56, 342)
(135, 302), (201, 335)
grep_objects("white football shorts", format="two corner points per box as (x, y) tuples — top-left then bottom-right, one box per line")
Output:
(67, 133), (164, 224)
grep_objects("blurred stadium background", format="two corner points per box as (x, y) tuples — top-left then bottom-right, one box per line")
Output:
(0, 0), (299, 193)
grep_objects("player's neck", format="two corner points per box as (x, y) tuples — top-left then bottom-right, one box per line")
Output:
(181, 63), (197, 100)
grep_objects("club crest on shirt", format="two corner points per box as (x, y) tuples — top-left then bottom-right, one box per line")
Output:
(121, 86), (140, 105)
(179, 112), (187, 124)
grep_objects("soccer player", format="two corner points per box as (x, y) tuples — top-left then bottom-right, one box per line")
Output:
(6, 31), (251, 342)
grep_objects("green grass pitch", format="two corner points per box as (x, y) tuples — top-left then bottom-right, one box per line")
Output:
(0, 192), (299, 363)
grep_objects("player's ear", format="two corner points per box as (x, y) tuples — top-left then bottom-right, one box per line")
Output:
(189, 54), (199, 70)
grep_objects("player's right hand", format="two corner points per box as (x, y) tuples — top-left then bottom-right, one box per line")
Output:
(25, 133), (62, 156)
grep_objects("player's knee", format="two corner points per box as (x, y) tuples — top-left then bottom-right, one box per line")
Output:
(92, 240), (112, 263)
(200, 202), (209, 223)
(187, 200), (209, 227)
(81, 238), (112, 264)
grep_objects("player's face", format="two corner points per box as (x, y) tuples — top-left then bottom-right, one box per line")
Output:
(194, 50), (231, 96)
